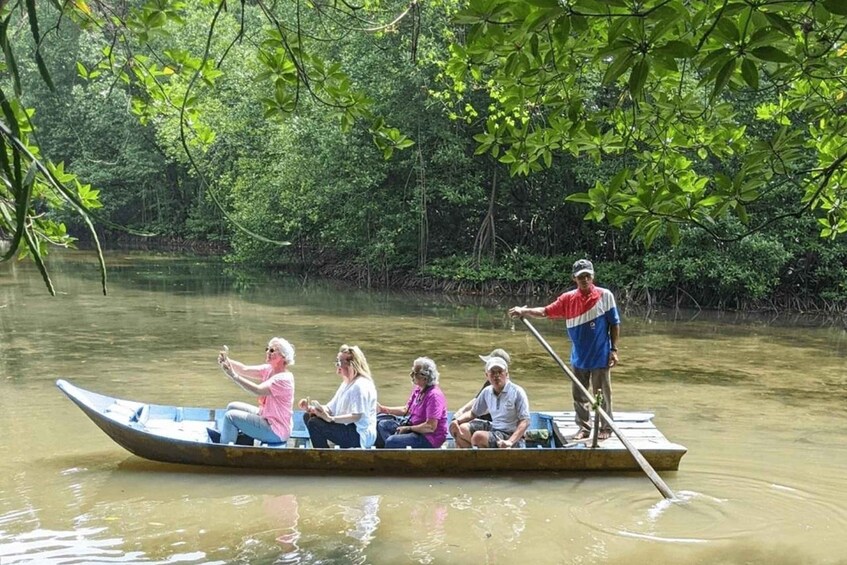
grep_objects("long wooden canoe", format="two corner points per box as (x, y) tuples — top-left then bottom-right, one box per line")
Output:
(56, 379), (686, 474)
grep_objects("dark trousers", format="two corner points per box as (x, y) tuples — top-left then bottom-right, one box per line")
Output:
(304, 413), (361, 448)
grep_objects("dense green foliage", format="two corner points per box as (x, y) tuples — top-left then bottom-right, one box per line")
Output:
(448, 0), (847, 242)
(1, 0), (846, 310)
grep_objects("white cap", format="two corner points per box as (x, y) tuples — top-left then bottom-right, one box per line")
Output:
(478, 348), (511, 365)
(484, 357), (508, 372)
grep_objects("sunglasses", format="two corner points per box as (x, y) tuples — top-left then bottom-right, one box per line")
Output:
(409, 369), (427, 379)
(265, 347), (277, 353)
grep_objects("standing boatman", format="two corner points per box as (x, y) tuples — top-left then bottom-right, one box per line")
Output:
(508, 259), (620, 440)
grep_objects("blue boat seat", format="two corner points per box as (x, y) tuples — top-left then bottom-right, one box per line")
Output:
(287, 410), (311, 448)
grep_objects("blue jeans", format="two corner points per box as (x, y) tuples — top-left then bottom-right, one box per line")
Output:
(377, 416), (434, 449)
(385, 432), (432, 449)
(304, 413), (360, 448)
(220, 401), (284, 445)
(376, 416), (400, 448)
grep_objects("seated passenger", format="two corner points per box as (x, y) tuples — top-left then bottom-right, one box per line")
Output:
(452, 348), (511, 423)
(375, 357), (448, 449)
(216, 337), (295, 445)
(298, 344), (377, 448)
(450, 357), (530, 449)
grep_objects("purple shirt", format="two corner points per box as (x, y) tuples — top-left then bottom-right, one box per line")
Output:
(407, 385), (448, 448)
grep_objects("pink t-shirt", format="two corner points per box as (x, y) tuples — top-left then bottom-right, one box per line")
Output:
(257, 366), (294, 440)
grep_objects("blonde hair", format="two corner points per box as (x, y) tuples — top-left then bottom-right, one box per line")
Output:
(339, 344), (372, 380)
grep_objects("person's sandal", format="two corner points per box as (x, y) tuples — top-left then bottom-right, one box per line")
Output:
(597, 429), (612, 440)
(571, 429), (590, 441)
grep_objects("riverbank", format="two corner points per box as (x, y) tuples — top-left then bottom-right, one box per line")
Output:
(269, 252), (847, 317)
(76, 239), (847, 316)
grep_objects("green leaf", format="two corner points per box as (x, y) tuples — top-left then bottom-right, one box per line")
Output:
(628, 58), (649, 98)
(35, 51), (55, 91)
(711, 58), (736, 100)
(699, 47), (732, 70)
(697, 195), (723, 207)
(147, 11), (168, 29)
(822, 0), (847, 16)
(25, 0), (40, 41)
(565, 192), (593, 205)
(0, 20), (22, 97)
(653, 40), (696, 58)
(602, 51), (634, 86)
(716, 18), (740, 42)
(750, 46), (793, 63)
(763, 12), (795, 37)
(667, 222), (680, 245)
(524, 7), (562, 32)
(524, 0), (560, 7)
(453, 9), (485, 25)
(740, 58), (759, 89)
(21, 220), (55, 296)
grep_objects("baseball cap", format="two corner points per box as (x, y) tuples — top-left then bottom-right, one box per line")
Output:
(572, 259), (594, 277)
(484, 357), (508, 372)
(478, 348), (511, 365)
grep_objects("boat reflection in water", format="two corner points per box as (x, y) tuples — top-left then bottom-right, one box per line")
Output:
(262, 494), (300, 559)
(256, 493), (381, 564)
(255, 491), (531, 563)
(408, 500), (449, 564)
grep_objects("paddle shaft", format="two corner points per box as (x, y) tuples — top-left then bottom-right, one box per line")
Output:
(519, 317), (677, 501)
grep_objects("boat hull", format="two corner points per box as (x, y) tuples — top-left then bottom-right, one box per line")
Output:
(57, 379), (686, 474)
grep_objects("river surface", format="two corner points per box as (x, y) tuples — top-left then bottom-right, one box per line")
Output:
(1, 251), (846, 564)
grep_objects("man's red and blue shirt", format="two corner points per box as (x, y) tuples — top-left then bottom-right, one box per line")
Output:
(544, 285), (620, 370)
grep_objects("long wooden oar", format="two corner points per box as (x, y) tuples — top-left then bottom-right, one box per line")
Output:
(519, 317), (677, 501)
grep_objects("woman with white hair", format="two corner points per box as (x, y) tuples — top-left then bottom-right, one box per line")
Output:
(298, 344), (378, 448)
(375, 357), (448, 449)
(215, 337), (296, 445)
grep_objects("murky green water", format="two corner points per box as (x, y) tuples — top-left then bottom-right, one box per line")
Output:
(1, 251), (846, 564)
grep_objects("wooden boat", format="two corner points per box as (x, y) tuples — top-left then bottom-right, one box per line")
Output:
(56, 379), (687, 474)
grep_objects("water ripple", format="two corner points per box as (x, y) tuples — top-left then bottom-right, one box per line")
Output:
(570, 470), (847, 547)
(0, 526), (215, 564)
